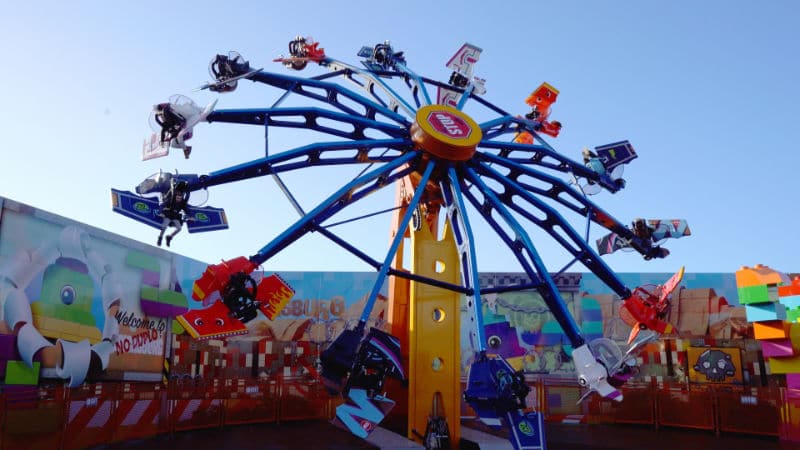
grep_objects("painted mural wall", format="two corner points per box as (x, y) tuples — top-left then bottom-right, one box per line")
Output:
(461, 271), (755, 386)
(0, 197), (393, 386)
(0, 196), (767, 389)
(0, 197), (213, 386)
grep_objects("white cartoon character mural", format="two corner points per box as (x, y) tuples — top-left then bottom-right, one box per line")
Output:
(0, 226), (120, 387)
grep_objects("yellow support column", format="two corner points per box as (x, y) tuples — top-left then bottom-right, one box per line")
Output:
(390, 103), (483, 446)
(407, 218), (461, 445)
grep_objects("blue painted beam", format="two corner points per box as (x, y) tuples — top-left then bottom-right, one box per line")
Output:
(463, 166), (585, 348)
(473, 160), (631, 300)
(249, 151), (421, 266)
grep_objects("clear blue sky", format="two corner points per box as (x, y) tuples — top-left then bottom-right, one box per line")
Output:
(1, 1), (798, 276)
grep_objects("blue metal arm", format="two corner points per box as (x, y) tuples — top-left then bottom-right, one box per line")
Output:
(479, 115), (526, 140)
(393, 61), (433, 106)
(358, 160), (437, 324)
(187, 139), (410, 190)
(479, 115), (626, 191)
(482, 142), (621, 193)
(474, 152), (656, 259)
(440, 166), (487, 352)
(313, 226), (469, 294)
(249, 151), (421, 266)
(462, 166), (585, 348)
(206, 107), (407, 140)
(249, 71), (410, 125)
(472, 160), (632, 299)
(476, 143), (621, 193)
(323, 59), (417, 117)
(419, 76), (510, 117)
(395, 73), (424, 109)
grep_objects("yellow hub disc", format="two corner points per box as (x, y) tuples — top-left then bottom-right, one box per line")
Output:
(410, 104), (482, 161)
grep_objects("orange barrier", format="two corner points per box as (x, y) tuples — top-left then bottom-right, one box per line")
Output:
(538, 379), (782, 437)
(656, 386), (715, 431)
(781, 389), (800, 441)
(279, 376), (330, 421)
(588, 382), (655, 425)
(716, 387), (780, 436)
(0, 378), (790, 448)
(540, 379), (586, 422)
(223, 378), (279, 426)
(62, 383), (118, 450)
(170, 380), (224, 432)
(111, 382), (168, 443)
(2, 386), (65, 450)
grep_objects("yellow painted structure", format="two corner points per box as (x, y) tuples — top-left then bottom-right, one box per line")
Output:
(406, 218), (462, 444)
(385, 105), (487, 445)
(388, 176), (463, 445)
(410, 104), (482, 161)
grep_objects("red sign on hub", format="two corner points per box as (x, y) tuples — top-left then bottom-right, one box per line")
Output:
(427, 111), (471, 139)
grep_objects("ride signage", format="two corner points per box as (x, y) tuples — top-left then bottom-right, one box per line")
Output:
(427, 111), (472, 139)
(410, 104), (482, 161)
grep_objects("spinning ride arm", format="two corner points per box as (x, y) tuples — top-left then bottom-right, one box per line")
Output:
(469, 157), (634, 299)
(247, 151), (420, 268)
(187, 139), (408, 188)
(323, 63), (420, 117)
(115, 40), (681, 448)
(273, 38), (434, 118)
(206, 107), (406, 141)
(320, 159), (437, 395)
(473, 147), (668, 262)
(247, 71), (410, 125)
(461, 166), (584, 346)
(183, 143), (473, 294)
(461, 164), (628, 412)
(440, 166), (487, 352)
(480, 116), (623, 191)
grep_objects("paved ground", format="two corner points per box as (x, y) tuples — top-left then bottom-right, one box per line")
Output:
(91, 421), (375, 450)
(89, 420), (792, 450)
(544, 423), (786, 450)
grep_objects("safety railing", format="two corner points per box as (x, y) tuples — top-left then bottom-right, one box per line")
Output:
(278, 375), (330, 422)
(464, 377), (783, 437)
(716, 386), (781, 436)
(222, 378), (279, 426)
(779, 388), (800, 441)
(569, 381), (781, 437)
(2, 385), (65, 450)
(168, 378), (225, 433)
(0, 375), (335, 450)
(586, 382), (656, 426)
(62, 383), (117, 450)
(0, 377), (790, 449)
(111, 382), (169, 444)
(539, 379), (589, 423)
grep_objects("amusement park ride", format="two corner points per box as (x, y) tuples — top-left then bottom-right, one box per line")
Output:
(111, 37), (689, 449)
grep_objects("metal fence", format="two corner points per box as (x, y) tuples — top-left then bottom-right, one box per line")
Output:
(0, 375), (324, 450)
(0, 378), (791, 449)
(542, 379), (783, 437)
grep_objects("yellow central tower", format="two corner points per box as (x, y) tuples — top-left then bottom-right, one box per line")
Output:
(388, 103), (483, 446)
